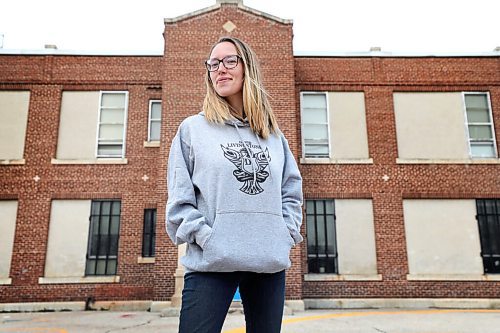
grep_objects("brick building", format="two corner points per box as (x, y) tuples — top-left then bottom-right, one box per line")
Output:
(1, 0), (500, 310)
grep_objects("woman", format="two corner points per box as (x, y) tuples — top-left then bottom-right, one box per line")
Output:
(166, 36), (303, 333)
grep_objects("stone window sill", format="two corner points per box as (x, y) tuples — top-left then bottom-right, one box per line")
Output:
(51, 158), (128, 165)
(144, 141), (160, 148)
(304, 274), (382, 281)
(38, 276), (120, 284)
(0, 278), (12, 285)
(396, 158), (500, 164)
(137, 257), (155, 264)
(0, 159), (25, 165)
(406, 274), (500, 281)
(300, 158), (373, 165)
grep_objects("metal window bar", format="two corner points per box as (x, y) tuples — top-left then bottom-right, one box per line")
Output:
(313, 200), (319, 269)
(93, 201), (103, 275)
(476, 199), (500, 274)
(86, 200), (120, 276)
(105, 201), (113, 274)
(306, 199), (337, 273)
(142, 209), (156, 257)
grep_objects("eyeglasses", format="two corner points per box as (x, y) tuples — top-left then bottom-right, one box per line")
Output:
(205, 55), (242, 72)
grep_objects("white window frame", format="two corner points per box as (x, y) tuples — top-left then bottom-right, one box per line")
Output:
(462, 92), (497, 158)
(96, 91), (129, 158)
(148, 100), (161, 142)
(300, 91), (331, 158)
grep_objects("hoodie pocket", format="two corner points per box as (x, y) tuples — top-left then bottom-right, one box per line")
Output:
(201, 211), (294, 273)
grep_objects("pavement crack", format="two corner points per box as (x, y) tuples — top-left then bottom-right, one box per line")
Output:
(104, 316), (160, 333)
(373, 328), (388, 333)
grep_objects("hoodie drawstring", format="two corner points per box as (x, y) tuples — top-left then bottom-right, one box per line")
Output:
(255, 134), (273, 183)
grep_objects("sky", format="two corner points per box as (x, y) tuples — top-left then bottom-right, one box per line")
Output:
(0, 0), (499, 54)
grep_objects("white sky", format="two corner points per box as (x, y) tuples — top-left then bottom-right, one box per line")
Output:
(0, 0), (499, 54)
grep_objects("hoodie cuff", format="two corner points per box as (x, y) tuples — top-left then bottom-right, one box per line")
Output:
(195, 224), (213, 249)
(289, 229), (304, 245)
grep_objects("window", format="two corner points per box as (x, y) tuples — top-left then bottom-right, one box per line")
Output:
(56, 91), (129, 161)
(0, 201), (18, 283)
(97, 92), (128, 158)
(0, 91), (30, 162)
(301, 92), (330, 158)
(148, 100), (161, 142)
(142, 209), (156, 257)
(394, 92), (499, 161)
(476, 199), (500, 274)
(306, 199), (337, 273)
(464, 93), (496, 158)
(85, 200), (121, 276)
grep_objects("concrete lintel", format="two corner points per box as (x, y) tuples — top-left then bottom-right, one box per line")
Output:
(0, 302), (85, 312)
(0, 301), (152, 312)
(304, 298), (500, 310)
(285, 300), (305, 312)
(91, 301), (151, 311)
(0, 278), (12, 285)
(0, 159), (26, 165)
(150, 301), (173, 313)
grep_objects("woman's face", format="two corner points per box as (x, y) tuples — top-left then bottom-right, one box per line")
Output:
(208, 42), (244, 103)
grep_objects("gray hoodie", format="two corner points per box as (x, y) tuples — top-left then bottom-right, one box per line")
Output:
(166, 112), (303, 273)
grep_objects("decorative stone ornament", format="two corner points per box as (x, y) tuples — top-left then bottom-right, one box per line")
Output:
(223, 20), (237, 33)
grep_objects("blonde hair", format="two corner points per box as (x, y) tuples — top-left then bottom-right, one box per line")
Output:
(202, 37), (279, 139)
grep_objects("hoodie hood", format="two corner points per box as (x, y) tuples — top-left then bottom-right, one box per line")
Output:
(198, 111), (250, 127)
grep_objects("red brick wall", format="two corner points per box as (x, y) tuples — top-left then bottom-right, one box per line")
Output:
(0, 55), (163, 84)
(295, 56), (500, 298)
(0, 55), (166, 303)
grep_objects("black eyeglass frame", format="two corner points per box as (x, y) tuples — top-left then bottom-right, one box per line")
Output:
(205, 55), (242, 72)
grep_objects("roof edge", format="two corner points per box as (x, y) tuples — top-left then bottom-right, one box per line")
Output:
(1, 49), (499, 58)
(0, 49), (163, 56)
(237, 3), (292, 25)
(164, 3), (221, 24)
(164, 1), (292, 25)
(294, 50), (500, 58)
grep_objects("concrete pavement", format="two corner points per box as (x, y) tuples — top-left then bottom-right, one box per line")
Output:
(2, 308), (500, 332)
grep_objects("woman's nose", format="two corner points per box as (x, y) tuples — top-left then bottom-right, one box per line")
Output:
(216, 61), (227, 73)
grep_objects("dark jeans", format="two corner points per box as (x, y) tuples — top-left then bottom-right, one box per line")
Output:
(179, 270), (286, 333)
